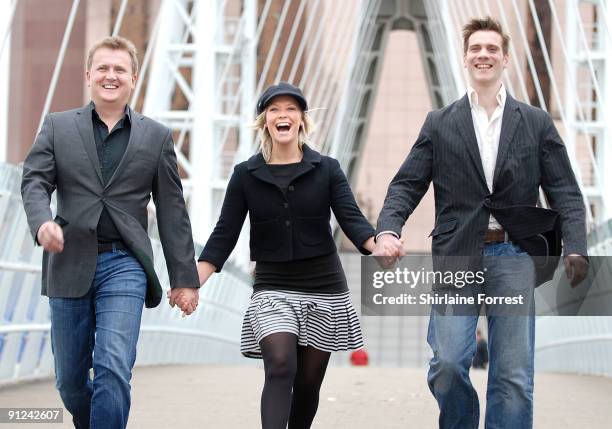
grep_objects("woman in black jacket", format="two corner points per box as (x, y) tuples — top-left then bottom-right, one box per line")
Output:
(197, 82), (375, 429)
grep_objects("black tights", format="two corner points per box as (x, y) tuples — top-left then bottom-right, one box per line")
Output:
(260, 332), (331, 429)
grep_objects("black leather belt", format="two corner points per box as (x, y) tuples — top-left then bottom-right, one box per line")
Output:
(97, 241), (128, 254)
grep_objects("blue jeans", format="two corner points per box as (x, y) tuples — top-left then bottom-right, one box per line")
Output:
(427, 242), (536, 429)
(49, 249), (146, 429)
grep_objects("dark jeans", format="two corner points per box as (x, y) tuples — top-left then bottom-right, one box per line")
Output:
(49, 249), (146, 429)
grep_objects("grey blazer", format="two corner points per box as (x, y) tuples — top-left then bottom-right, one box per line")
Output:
(21, 103), (199, 308)
(377, 94), (587, 260)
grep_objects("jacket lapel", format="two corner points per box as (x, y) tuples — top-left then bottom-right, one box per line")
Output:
(247, 152), (278, 187)
(105, 107), (145, 189)
(454, 95), (487, 187)
(492, 95), (521, 188)
(74, 104), (103, 185)
(289, 145), (319, 182)
(247, 144), (321, 189)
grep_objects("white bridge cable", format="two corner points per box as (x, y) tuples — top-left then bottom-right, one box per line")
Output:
(341, 1), (382, 153)
(547, 0), (606, 219)
(249, 0), (329, 153)
(525, 0), (595, 222)
(511, 0), (548, 111)
(213, 0), (292, 160)
(130, 0), (163, 107)
(303, 0), (351, 105)
(142, 0), (197, 175)
(287, 0), (323, 83)
(207, 1), (258, 173)
(598, 0), (612, 46)
(255, 0), (293, 97)
(495, 0), (531, 102)
(255, 0), (274, 46)
(111, 0), (129, 36)
(273, 0), (308, 83)
(323, 0), (380, 157)
(37, 0), (81, 132)
(447, 0), (464, 87)
(320, 2), (368, 159)
(0, 0), (18, 60)
(297, 1), (333, 93)
(305, 2), (355, 151)
(572, 0), (606, 112)
(214, 12), (245, 102)
(336, 1), (382, 165)
(311, 1), (361, 125)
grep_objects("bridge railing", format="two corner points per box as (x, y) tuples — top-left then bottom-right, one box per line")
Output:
(0, 163), (254, 385)
(535, 218), (612, 377)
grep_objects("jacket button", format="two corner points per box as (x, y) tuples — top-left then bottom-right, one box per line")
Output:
(285, 220), (291, 227)
(288, 185), (295, 191)
(284, 203), (289, 208)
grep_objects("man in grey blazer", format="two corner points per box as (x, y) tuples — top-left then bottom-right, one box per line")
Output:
(374, 17), (588, 428)
(21, 36), (199, 429)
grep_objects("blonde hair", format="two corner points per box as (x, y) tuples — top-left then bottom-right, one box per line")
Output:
(252, 109), (316, 162)
(87, 36), (139, 75)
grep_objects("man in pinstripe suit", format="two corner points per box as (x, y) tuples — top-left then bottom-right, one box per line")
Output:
(373, 17), (588, 429)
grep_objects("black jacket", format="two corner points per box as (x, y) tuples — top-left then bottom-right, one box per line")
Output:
(199, 145), (374, 271)
(376, 94), (587, 285)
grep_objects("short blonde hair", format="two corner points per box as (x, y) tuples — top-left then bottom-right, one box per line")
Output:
(252, 109), (316, 162)
(87, 36), (139, 74)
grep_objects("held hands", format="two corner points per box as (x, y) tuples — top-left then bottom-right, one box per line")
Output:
(372, 234), (405, 268)
(166, 262), (217, 317)
(563, 254), (589, 288)
(37, 220), (64, 253)
(167, 287), (199, 317)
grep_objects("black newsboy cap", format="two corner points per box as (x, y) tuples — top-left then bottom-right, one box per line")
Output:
(256, 82), (308, 115)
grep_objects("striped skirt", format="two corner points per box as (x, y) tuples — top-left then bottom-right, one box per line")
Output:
(240, 290), (364, 359)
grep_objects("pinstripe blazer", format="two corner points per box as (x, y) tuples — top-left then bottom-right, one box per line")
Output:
(376, 93), (587, 260)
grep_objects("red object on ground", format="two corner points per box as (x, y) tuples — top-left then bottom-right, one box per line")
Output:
(350, 349), (369, 366)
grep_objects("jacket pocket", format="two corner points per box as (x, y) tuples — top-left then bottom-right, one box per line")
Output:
(250, 218), (282, 250)
(429, 219), (457, 238)
(297, 216), (330, 246)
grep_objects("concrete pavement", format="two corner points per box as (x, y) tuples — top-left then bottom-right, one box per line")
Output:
(1, 366), (611, 428)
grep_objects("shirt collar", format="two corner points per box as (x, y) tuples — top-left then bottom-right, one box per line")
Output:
(90, 101), (131, 124)
(467, 84), (506, 110)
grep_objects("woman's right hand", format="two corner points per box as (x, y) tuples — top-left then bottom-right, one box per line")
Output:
(197, 261), (217, 286)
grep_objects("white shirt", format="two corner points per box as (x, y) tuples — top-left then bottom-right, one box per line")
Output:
(467, 84), (506, 230)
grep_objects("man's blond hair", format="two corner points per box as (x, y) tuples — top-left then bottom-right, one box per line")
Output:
(87, 36), (138, 74)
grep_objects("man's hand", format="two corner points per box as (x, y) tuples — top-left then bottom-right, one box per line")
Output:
(563, 254), (589, 288)
(372, 234), (405, 268)
(37, 220), (64, 253)
(167, 287), (200, 316)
